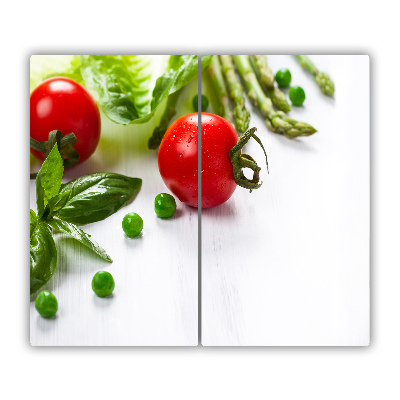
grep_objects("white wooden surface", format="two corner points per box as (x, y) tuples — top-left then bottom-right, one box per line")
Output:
(202, 55), (370, 346)
(30, 79), (199, 346)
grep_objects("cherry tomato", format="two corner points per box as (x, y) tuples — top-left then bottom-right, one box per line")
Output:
(30, 77), (101, 164)
(158, 113), (238, 208)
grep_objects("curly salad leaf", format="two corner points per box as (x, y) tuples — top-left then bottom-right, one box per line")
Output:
(30, 55), (212, 125)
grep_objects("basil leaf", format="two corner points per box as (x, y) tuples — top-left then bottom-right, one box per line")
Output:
(36, 144), (64, 218)
(36, 171), (45, 219)
(80, 55), (153, 125)
(30, 209), (38, 238)
(55, 173), (142, 225)
(48, 218), (112, 262)
(47, 190), (71, 216)
(30, 222), (57, 294)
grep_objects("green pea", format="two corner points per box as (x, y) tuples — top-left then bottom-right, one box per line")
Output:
(289, 86), (306, 106)
(35, 290), (58, 318)
(275, 69), (292, 88)
(92, 271), (115, 297)
(155, 193), (177, 218)
(122, 212), (143, 238)
(192, 94), (209, 112)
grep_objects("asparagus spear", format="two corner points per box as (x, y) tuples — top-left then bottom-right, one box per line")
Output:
(233, 55), (317, 139)
(295, 55), (334, 96)
(219, 55), (250, 133)
(250, 55), (291, 113)
(148, 89), (182, 149)
(206, 55), (234, 125)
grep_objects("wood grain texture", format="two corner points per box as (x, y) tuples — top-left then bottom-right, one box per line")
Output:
(30, 78), (199, 346)
(202, 55), (370, 346)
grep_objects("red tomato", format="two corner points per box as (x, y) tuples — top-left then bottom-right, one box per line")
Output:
(158, 112), (238, 208)
(30, 77), (101, 164)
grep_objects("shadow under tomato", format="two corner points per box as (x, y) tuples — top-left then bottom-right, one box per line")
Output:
(201, 200), (237, 219)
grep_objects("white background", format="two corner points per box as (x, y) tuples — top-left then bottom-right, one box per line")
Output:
(2, 1), (399, 399)
(202, 55), (369, 346)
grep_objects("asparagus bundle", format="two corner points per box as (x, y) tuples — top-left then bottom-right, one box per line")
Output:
(219, 55), (250, 133)
(148, 89), (182, 149)
(295, 55), (335, 96)
(233, 55), (317, 139)
(250, 55), (291, 112)
(206, 55), (234, 125)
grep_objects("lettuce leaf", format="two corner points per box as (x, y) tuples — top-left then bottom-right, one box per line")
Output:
(79, 55), (154, 125)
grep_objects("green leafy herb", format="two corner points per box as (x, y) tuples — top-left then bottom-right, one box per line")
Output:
(30, 219), (57, 294)
(47, 190), (71, 216)
(56, 173), (142, 225)
(35, 144), (64, 218)
(30, 143), (142, 294)
(30, 209), (38, 238)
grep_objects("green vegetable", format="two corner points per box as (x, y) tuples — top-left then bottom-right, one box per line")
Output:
(122, 213), (143, 238)
(289, 86), (306, 106)
(249, 55), (291, 113)
(275, 69), (292, 88)
(219, 55), (250, 133)
(233, 55), (317, 139)
(206, 55), (234, 125)
(295, 55), (335, 96)
(79, 55), (153, 124)
(30, 143), (142, 294)
(192, 94), (209, 112)
(35, 144), (64, 218)
(155, 193), (177, 218)
(35, 290), (58, 318)
(92, 271), (115, 297)
(148, 89), (182, 150)
(30, 217), (57, 294)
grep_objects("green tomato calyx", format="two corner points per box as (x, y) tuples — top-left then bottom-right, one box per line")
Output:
(229, 127), (269, 191)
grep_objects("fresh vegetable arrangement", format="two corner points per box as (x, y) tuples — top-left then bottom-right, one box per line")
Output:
(30, 143), (141, 294)
(30, 54), (335, 321)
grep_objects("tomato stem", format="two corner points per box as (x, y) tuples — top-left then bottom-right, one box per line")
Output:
(30, 130), (80, 178)
(229, 127), (269, 191)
